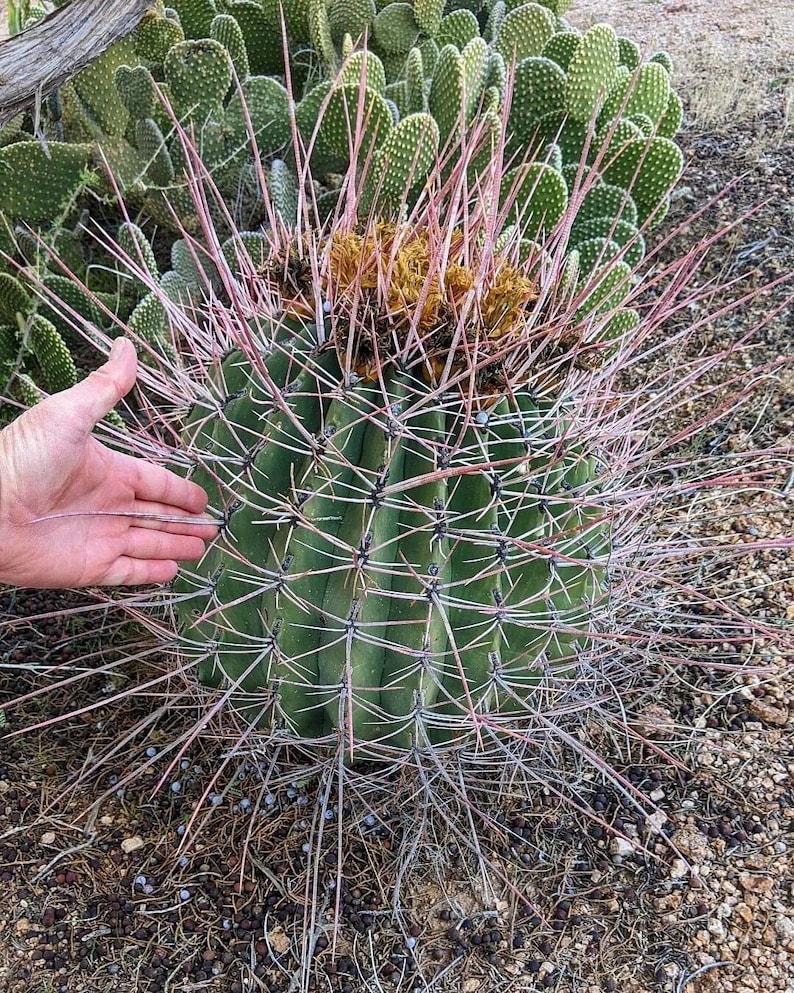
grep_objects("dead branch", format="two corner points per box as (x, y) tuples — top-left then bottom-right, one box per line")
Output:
(0, 0), (154, 127)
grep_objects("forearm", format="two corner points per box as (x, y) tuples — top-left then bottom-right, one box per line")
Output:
(0, 425), (20, 586)
(0, 423), (26, 587)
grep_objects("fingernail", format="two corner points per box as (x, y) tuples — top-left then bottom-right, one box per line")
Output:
(109, 337), (128, 362)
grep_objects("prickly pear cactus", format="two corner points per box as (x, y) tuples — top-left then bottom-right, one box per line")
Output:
(171, 222), (608, 754)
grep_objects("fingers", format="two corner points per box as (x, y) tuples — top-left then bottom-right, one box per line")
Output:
(100, 557), (181, 587)
(123, 498), (220, 538)
(122, 527), (210, 565)
(91, 526), (213, 587)
(61, 338), (139, 437)
(125, 453), (215, 516)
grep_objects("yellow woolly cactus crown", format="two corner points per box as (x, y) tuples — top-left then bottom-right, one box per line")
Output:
(269, 221), (540, 399)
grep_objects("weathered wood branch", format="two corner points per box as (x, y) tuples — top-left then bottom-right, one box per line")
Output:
(0, 0), (154, 127)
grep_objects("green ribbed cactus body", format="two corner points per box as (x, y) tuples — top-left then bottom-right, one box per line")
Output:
(174, 323), (608, 752)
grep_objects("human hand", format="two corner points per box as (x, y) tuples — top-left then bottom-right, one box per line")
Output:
(0, 337), (218, 588)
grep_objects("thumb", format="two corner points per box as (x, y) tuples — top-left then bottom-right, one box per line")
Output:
(62, 337), (138, 433)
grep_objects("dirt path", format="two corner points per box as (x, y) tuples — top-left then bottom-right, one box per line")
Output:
(569, 0), (794, 59)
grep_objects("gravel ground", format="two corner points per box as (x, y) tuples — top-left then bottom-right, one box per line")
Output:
(1, 3), (793, 993)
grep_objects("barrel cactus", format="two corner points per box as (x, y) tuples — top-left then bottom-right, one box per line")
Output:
(148, 136), (623, 758)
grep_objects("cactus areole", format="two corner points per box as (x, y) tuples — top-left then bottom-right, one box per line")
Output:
(172, 222), (609, 755)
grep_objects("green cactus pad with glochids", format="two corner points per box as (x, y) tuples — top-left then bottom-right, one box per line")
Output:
(0, 142), (95, 223)
(565, 22), (620, 123)
(365, 111), (439, 211)
(164, 39), (233, 117)
(133, 8), (186, 62)
(27, 315), (78, 393)
(0, 0), (687, 303)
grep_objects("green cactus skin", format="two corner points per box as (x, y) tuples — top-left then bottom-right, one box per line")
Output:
(27, 315), (78, 393)
(565, 22), (620, 123)
(570, 216), (645, 269)
(0, 273), (31, 325)
(118, 221), (161, 289)
(417, 36), (439, 76)
(115, 65), (159, 121)
(573, 236), (622, 275)
(164, 39), (234, 118)
(0, 115), (27, 148)
(658, 90), (684, 139)
(460, 37), (489, 116)
(169, 0), (218, 39)
(297, 81), (394, 178)
(649, 50), (674, 75)
(602, 136), (683, 226)
(429, 43), (466, 146)
(210, 13), (251, 80)
(12, 5), (686, 245)
(599, 306), (639, 347)
(541, 30), (580, 71)
(221, 231), (270, 275)
(0, 324), (19, 366)
(501, 162), (569, 242)
(0, 0), (688, 480)
(365, 111), (439, 212)
(0, 142), (94, 223)
(133, 9), (186, 63)
(340, 50), (388, 96)
(494, 2), (557, 62)
(2, 369), (45, 423)
(72, 38), (137, 138)
(327, 0), (375, 46)
(404, 47), (426, 114)
(128, 291), (171, 352)
(577, 181), (638, 227)
(372, 3), (420, 56)
(227, 0), (287, 76)
(507, 56), (567, 153)
(136, 117), (177, 186)
(224, 76), (292, 160)
(267, 159), (299, 225)
(617, 36), (641, 71)
(435, 8), (479, 50)
(576, 257), (633, 316)
(413, 0), (444, 37)
(309, 0), (339, 71)
(600, 60), (671, 125)
(36, 274), (107, 344)
(172, 335), (606, 750)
